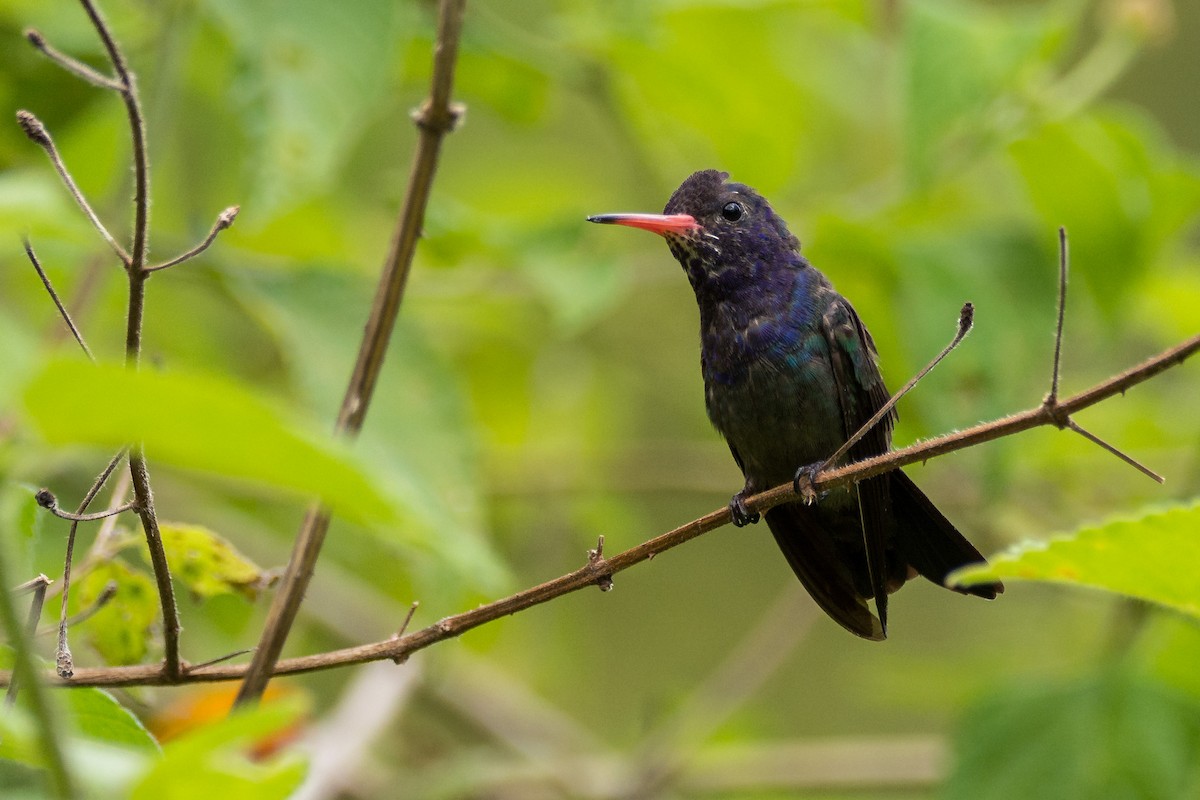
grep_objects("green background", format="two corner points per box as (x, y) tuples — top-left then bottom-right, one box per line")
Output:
(1, 0), (1198, 797)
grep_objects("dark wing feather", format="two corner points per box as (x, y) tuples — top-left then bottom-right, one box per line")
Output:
(820, 299), (894, 634)
(890, 470), (1004, 599)
(764, 503), (885, 640)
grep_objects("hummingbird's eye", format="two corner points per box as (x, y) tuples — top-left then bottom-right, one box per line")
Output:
(721, 202), (744, 222)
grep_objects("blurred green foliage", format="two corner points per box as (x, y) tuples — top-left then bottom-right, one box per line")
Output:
(954, 501), (1200, 616)
(0, 0), (1198, 797)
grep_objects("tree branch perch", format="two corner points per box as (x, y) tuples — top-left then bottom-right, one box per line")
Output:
(234, 0), (469, 707)
(3, 330), (1194, 690)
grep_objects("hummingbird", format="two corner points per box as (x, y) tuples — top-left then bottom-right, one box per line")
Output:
(589, 169), (1002, 640)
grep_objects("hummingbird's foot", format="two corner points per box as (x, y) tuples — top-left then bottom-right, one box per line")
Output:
(729, 492), (759, 527)
(792, 463), (822, 505)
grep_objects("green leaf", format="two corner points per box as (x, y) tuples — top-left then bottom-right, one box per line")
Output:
(130, 697), (308, 800)
(64, 688), (160, 754)
(951, 501), (1200, 617)
(0, 662), (157, 792)
(233, 270), (510, 598)
(945, 671), (1200, 800)
(21, 357), (397, 524)
(152, 522), (271, 601)
(77, 560), (159, 665)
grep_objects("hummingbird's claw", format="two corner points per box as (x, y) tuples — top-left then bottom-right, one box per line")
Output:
(729, 493), (760, 527)
(793, 463), (822, 505)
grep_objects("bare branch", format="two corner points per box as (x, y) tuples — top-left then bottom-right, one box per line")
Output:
(15, 109), (131, 266)
(389, 602), (421, 664)
(127, 450), (180, 678)
(12, 574), (52, 594)
(821, 302), (973, 474)
(25, 27), (123, 91)
(1066, 419), (1164, 483)
(61, 0), (184, 680)
(145, 206), (240, 273)
(235, 0), (469, 707)
(1048, 227), (1068, 404)
(24, 240), (95, 360)
(55, 448), (127, 679)
(5, 574), (49, 706)
(35, 488), (136, 521)
(0, 329), (1190, 690)
(186, 648), (255, 672)
(757, 333), (1199, 514)
(50, 579), (116, 630)
(1032, 227), (1161, 483)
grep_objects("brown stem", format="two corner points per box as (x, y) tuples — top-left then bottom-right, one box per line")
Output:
(2, 330), (1192, 690)
(760, 332), (1198, 512)
(820, 302), (973, 473)
(76, 0), (182, 680)
(25, 27), (124, 91)
(128, 448), (180, 678)
(145, 205), (239, 273)
(55, 448), (126, 679)
(234, 0), (468, 707)
(16, 109), (130, 266)
(1048, 227), (1068, 404)
(5, 575), (49, 706)
(24, 239), (95, 360)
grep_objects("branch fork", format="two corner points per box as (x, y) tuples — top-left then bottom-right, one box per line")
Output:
(18, 0), (239, 689)
(587, 536), (614, 592)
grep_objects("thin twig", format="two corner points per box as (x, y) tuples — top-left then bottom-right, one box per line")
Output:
(56, 449), (126, 679)
(127, 451), (180, 678)
(25, 27), (123, 91)
(86, 469), (132, 563)
(51, 503), (136, 522)
(185, 648), (254, 672)
(5, 575), (50, 706)
(821, 302), (973, 473)
(23, 240), (95, 360)
(235, 0), (469, 707)
(395, 603), (420, 639)
(390, 602), (422, 664)
(145, 205), (240, 273)
(1048, 227), (1068, 404)
(69, 0), (184, 681)
(1036, 227), (1162, 482)
(25, 0), (183, 679)
(45, 579), (117, 632)
(1, 330), (1191, 690)
(1066, 419), (1164, 483)
(35, 489), (136, 522)
(15, 109), (131, 266)
(13, 574), (52, 594)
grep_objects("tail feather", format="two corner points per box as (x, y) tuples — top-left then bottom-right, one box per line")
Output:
(855, 473), (893, 636)
(764, 472), (1001, 641)
(764, 503), (885, 641)
(890, 471), (1003, 599)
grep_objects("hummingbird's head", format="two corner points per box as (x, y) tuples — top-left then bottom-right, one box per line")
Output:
(588, 169), (802, 289)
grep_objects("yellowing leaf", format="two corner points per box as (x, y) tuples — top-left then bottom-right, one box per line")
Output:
(153, 523), (272, 601)
(951, 501), (1200, 617)
(77, 561), (158, 666)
